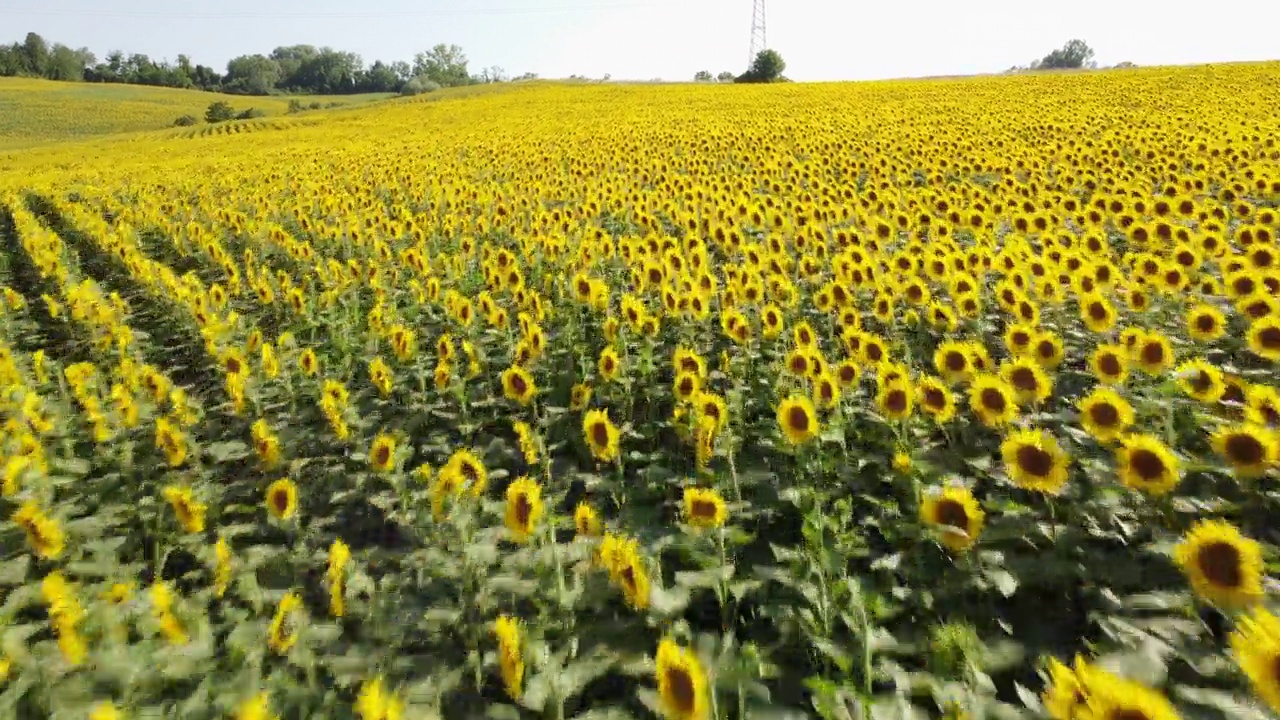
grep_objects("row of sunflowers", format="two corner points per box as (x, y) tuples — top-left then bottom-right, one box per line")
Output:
(2, 62), (1280, 719)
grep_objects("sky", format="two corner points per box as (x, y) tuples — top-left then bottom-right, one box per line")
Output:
(3, 0), (1279, 82)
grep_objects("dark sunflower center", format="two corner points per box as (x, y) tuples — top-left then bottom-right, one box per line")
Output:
(980, 388), (1007, 413)
(787, 406), (811, 433)
(885, 389), (907, 413)
(924, 387), (946, 409)
(691, 498), (717, 519)
(1089, 402), (1120, 427)
(1197, 541), (1243, 588)
(1010, 367), (1038, 392)
(1015, 445), (1053, 477)
(1129, 448), (1166, 480)
(839, 366), (856, 383)
(1097, 353), (1122, 376)
(665, 666), (697, 713)
(226, 357), (242, 374)
(934, 499), (969, 530)
(1225, 433), (1265, 465)
(1259, 326), (1280, 350)
(1037, 341), (1056, 359)
(1012, 331), (1030, 347)
(375, 445), (391, 466)
(271, 489), (289, 514)
(789, 357), (808, 374)
(590, 421), (611, 447)
(1140, 343), (1165, 365)
(514, 494), (531, 524)
(866, 345), (883, 362)
(678, 378), (694, 396)
(945, 352), (967, 372)
(1088, 303), (1108, 321)
(511, 375), (528, 395)
(1191, 371), (1214, 393)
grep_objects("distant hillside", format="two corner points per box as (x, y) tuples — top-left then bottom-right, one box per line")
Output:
(0, 77), (392, 148)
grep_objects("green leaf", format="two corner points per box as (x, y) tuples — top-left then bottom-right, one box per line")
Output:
(984, 569), (1018, 597)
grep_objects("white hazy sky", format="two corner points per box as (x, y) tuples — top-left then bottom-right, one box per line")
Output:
(2, 0), (1278, 82)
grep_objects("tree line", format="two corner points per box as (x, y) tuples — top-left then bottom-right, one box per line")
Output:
(0, 31), (511, 96)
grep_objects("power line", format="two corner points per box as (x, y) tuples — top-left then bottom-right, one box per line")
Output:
(0, 1), (681, 19)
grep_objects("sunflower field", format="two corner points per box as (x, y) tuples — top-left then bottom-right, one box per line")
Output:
(2, 61), (1280, 720)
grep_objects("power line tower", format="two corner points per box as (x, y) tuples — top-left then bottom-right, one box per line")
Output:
(748, 0), (766, 66)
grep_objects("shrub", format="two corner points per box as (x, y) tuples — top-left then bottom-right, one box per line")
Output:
(235, 108), (268, 120)
(286, 99), (305, 114)
(173, 114), (199, 127)
(204, 101), (235, 123)
(400, 77), (442, 96)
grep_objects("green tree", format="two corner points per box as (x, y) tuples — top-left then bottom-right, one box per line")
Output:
(224, 54), (282, 95)
(716, 71), (735, 82)
(1036, 39), (1095, 70)
(694, 70), (713, 82)
(204, 100), (235, 123)
(20, 32), (49, 76)
(413, 44), (471, 87)
(736, 49), (786, 83)
(45, 44), (93, 81)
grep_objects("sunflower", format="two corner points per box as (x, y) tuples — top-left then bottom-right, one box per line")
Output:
(251, 418), (282, 469)
(812, 372), (841, 410)
(369, 433), (396, 473)
(1003, 323), (1037, 358)
(299, 348), (319, 377)
(933, 341), (973, 384)
(1077, 388), (1134, 443)
(1175, 359), (1225, 403)
(1245, 384), (1280, 426)
(12, 500), (65, 559)
(1031, 332), (1065, 369)
(1001, 428), (1070, 495)
(265, 478), (298, 521)
(598, 347), (622, 381)
(1229, 605), (1280, 714)
(875, 379), (913, 421)
(1089, 343), (1130, 385)
(570, 382), (592, 411)
(1115, 434), (1180, 495)
(1247, 316), (1280, 361)
(501, 365), (537, 405)
(1186, 304), (1226, 342)
(920, 486), (984, 553)
(161, 486), (207, 533)
(776, 394), (819, 445)
(155, 417), (188, 467)
(583, 409), (621, 462)
(502, 476), (544, 543)
(673, 371), (701, 403)
(1210, 423), (1278, 479)
(1076, 666), (1181, 720)
(1079, 292), (1117, 333)
(784, 348), (811, 377)
(917, 375), (956, 423)
(355, 676), (405, 720)
(1134, 332), (1175, 375)
(1042, 656), (1091, 720)
(968, 375), (1018, 428)
(683, 487), (727, 530)
(267, 591), (302, 655)
(1000, 357), (1052, 405)
(655, 637), (711, 720)
(574, 502), (603, 537)
(1174, 519), (1263, 609)
(493, 616), (524, 700)
(611, 539), (651, 610)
